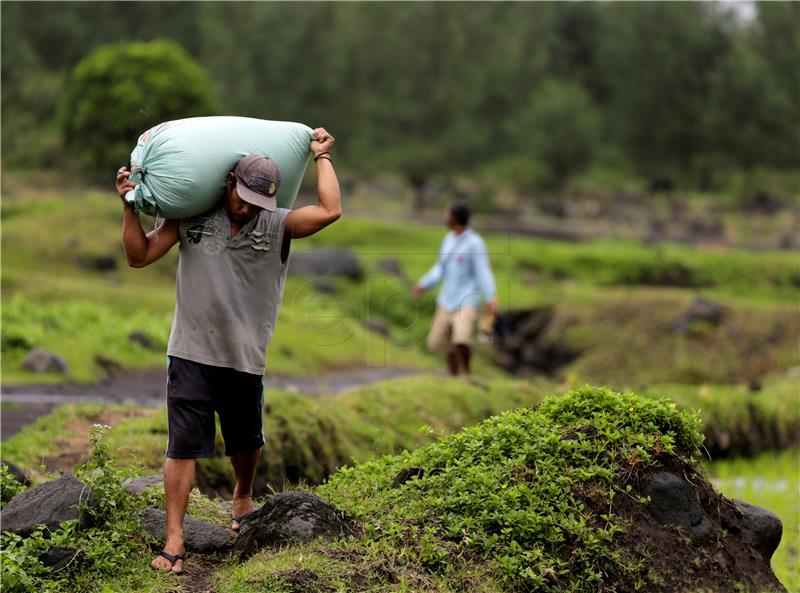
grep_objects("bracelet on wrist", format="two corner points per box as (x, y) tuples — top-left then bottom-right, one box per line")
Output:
(314, 151), (331, 162)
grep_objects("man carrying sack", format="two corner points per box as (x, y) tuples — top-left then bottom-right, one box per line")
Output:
(115, 128), (340, 574)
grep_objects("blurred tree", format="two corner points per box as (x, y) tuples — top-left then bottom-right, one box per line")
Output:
(506, 79), (600, 189)
(750, 1), (800, 168)
(60, 40), (221, 182)
(1, 1), (798, 194)
(597, 2), (731, 183)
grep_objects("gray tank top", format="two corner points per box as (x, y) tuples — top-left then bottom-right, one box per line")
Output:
(166, 204), (291, 375)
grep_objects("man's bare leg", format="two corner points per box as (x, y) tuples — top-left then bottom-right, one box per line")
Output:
(150, 457), (195, 573)
(230, 447), (261, 530)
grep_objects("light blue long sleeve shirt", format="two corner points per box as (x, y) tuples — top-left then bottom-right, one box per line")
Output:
(418, 228), (496, 312)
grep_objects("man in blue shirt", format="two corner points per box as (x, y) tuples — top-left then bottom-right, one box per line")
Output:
(413, 202), (498, 375)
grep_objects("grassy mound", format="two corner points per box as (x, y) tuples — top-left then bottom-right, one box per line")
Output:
(221, 386), (785, 593)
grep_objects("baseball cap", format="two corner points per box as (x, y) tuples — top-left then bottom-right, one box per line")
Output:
(234, 155), (281, 211)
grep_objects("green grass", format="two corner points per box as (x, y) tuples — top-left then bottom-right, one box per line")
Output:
(706, 449), (800, 592)
(3, 171), (798, 385)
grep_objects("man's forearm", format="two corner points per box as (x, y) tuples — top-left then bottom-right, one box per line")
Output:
(121, 204), (149, 264)
(315, 158), (341, 219)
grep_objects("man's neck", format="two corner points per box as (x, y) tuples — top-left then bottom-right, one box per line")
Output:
(452, 226), (468, 235)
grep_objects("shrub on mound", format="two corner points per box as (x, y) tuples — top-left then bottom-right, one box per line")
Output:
(301, 386), (784, 593)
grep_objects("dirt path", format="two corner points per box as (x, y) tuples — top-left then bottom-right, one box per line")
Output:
(1, 366), (423, 440)
(167, 554), (225, 593)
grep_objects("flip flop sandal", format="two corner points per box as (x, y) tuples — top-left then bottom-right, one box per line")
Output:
(232, 506), (260, 531)
(154, 550), (186, 575)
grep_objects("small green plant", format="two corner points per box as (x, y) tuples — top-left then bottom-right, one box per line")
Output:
(1, 424), (159, 593)
(1, 464), (28, 508)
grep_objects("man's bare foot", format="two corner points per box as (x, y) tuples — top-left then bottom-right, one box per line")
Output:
(231, 494), (255, 530)
(150, 541), (185, 574)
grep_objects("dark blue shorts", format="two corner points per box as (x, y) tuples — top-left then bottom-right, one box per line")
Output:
(165, 356), (265, 458)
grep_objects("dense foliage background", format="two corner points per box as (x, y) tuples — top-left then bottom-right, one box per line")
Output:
(2, 1), (798, 192)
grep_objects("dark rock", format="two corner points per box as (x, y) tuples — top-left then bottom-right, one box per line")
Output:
(94, 355), (124, 377)
(365, 318), (390, 337)
(21, 348), (69, 375)
(376, 258), (407, 281)
(123, 474), (163, 496)
(234, 491), (359, 559)
(312, 277), (337, 294)
(137, 508), (236, 553)
(748, 378), (763, 393)
(40, 546), (80, 572)
(128, 331), (157, 350)
(644, 472), (714, 545)
(2, 461), (31, 485)
(288, 249), (363, 281)
(0, 474), (96, 536)
(391, 467), (425, 488)
(735, 500), (783, 561)
(75, 254), (117, 272)
(675, 297), (725, 333)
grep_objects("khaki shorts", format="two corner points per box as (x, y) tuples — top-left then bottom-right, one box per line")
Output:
(426, 306), (478, 352)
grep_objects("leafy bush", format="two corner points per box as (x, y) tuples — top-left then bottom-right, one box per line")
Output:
(318, 386), (702, 592)
(60, 40), (221, 183)
(0, 425), (160, 593)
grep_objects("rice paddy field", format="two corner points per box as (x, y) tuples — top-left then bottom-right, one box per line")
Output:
(707, 448), (800, 591)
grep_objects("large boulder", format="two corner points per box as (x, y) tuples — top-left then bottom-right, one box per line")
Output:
(21, 348), (69, 375)
(137, 508), (236, 553)
(644, 471), (715, 545)
(234, 491), (359, 559)
(735, 500), (783, 561)
(0, 474), (95, 536)
(288, 249), (363, 281)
